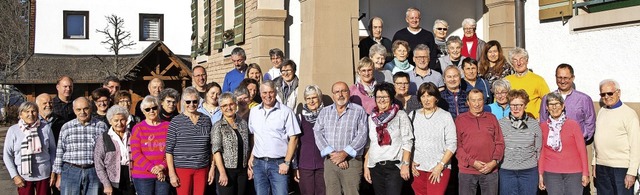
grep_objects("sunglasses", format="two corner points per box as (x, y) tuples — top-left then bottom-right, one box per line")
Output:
(185, 100), (199, 105)
(599, 91), (617, 97)
(144, 106), (158, 112)
(436, 28), (447, 31)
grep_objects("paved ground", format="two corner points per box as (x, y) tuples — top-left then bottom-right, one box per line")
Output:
(0, 126), (19, 194)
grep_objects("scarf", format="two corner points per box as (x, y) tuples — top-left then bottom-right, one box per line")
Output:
(461, 33), (479, 59)
(356, 80), (376, 98)
(301, 103), (323, 123)
(371, 104), (400, 146)
(546, 112), (566, 152)
(393, 58), (411, 71)
(508, 112), (529, 129)
(18, 119), (42, 176)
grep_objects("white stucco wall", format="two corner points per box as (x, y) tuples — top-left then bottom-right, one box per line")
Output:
(34, 0), (191, 55)
(287, 0), (301, 70)
(524, 3), (640, 102)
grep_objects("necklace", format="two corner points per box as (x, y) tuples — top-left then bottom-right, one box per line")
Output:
(423, 108), (436, 120)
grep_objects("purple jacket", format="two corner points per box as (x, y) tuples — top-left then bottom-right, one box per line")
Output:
(296, 115), (324, 170)
(539, 89), (596, 141)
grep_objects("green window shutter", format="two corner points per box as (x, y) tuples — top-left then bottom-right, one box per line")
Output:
(233, 0), (245, 44)
(203, 0), (211, 54)
(191, 0), (198, 57)
(213, 0), (224, 50)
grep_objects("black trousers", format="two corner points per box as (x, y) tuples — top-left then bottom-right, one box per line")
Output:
(214, 168), (248, 195)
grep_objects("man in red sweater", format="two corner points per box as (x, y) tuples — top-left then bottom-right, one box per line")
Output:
(455, 89), (505, 195)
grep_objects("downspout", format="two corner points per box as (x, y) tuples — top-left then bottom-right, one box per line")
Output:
(515, 0), (526, 48)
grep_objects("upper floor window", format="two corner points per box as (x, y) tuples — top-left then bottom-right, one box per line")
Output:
(63, 11), (89, 39)
(140, 14), (164, 41)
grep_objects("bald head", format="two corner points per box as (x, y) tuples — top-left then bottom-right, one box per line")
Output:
(56, 76), (74, 101)
(73, 97), (92, 123)
(36, 93), (53, 119)
(148, 78), (165, 97)
(331, 81), (350, 107)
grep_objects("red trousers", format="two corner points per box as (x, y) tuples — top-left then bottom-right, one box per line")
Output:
(411, 169), (451, 195)
(175, 168), (208, 195)
(17, 179), (51, 195)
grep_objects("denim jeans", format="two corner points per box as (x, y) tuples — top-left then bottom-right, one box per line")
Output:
(595, 165), (633, 195)
(59, 163), (100, 195)
(132, 178), (171, 195)
(499, 167), (538, 195)
(252, 157), (288, 195)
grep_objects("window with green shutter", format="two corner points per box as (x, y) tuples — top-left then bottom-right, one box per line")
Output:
(233, 0), (245, 44)
(213, 0), (224, 50)
(191, 0), (198, 57)
(203, 0), (211, 54)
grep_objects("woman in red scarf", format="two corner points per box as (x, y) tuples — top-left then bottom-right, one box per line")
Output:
(363, 82), (414, 195)
(460, 18), (485, 60)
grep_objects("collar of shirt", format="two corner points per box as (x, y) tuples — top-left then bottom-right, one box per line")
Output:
(107, 128), (130, 165)
(413, 69), (432, 78)
(606, 100), (623, 109)
(258, 102), (281, 116)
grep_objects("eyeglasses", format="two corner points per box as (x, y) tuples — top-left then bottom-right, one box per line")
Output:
(394, 82), (409, 86)
(143, 106), (158, 112)
(463, 27), (476, 31)
(375, 96), (390, 100)
(332, 90), (349, 95)
(436, 28), (447, 31)
(185, 100), (199, 105)
(510, 104), (524, 108)
(547, 102), (562, 107)
(599, 90), (618, 97)
(281, 69), (294, 73)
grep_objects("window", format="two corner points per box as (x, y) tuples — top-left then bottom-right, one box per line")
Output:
(140, 14), (164, 41)
(63, 11), (89, 39)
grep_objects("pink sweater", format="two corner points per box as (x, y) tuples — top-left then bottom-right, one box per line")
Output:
(130, 121), (170, 178)
(539, 119), (588, 176)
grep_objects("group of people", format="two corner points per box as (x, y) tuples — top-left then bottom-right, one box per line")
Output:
(3, 6), (639, 195)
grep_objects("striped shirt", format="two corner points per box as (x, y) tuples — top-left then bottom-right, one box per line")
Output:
(53, 118), (108, 173)
(130, 120), (170, 178)
(498, 118), (542, 170)
(165, 114), (212, 169)
(411, 108), (457, 171)
(314, 103), (368, 157)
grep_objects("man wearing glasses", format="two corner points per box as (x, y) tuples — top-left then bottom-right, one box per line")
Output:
(504, 47), (549, 119)
(314, 81), (368, 195)
(538, 63), (597, 193)
(408, 44), (444, 95)
(223, 47), (249, 92)
(593, 79), (640, 195)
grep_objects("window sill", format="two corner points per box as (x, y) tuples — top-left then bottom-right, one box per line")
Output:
(569, 5), (640, 31)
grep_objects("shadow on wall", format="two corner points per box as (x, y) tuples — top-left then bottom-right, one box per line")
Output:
(359, 0), (489, 39)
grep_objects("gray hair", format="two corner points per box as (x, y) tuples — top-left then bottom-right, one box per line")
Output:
(140, 95), (159, 110)
(462, 18), (477, 27)
(231, 47), (246, 59)
(106, 105), (129, 122)
(269, 48), (284, 58)
(217, 92), (237, 106)
(160, 88), (180, 102)
(545, 92), (565, 105)
(304, 85), (323, 99)
(18, 102), (38, 114)
(233, 87), (249, 98)
(508, 47), (529, 63)
(181, 87), (199, 101)
(405, 7), (420, 18)
(261, 80), (276, 91)
(413, 44), (431, 55)
(446, 36), (462, 47)
(444, 65), (461, 76)
(599, 79), (620, 90)
(491, 79), (511, 93)
(433, 19), (448, 29)
(368, 44), (387, 58)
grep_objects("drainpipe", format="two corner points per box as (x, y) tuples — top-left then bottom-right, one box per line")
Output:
(515, 0), (526, 48)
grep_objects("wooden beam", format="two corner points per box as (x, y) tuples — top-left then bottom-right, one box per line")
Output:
(159, 62), (176, 76)
(142, 76), (183, 80)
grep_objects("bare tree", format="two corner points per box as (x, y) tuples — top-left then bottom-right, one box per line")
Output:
(96, 14), (136, 76)
(0, 0), (29, 121)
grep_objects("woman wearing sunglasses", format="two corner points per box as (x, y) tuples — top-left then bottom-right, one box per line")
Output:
(166, 87), (214, 195)
(130, 96), (172, 195)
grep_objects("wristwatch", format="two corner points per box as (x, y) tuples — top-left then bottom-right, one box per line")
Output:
(401, 161), (411, 166)
(284, 161), (291, 166)
(438, 161), (446, 166)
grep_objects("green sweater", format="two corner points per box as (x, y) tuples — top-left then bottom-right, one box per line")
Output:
(594, 103), (640, 176)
